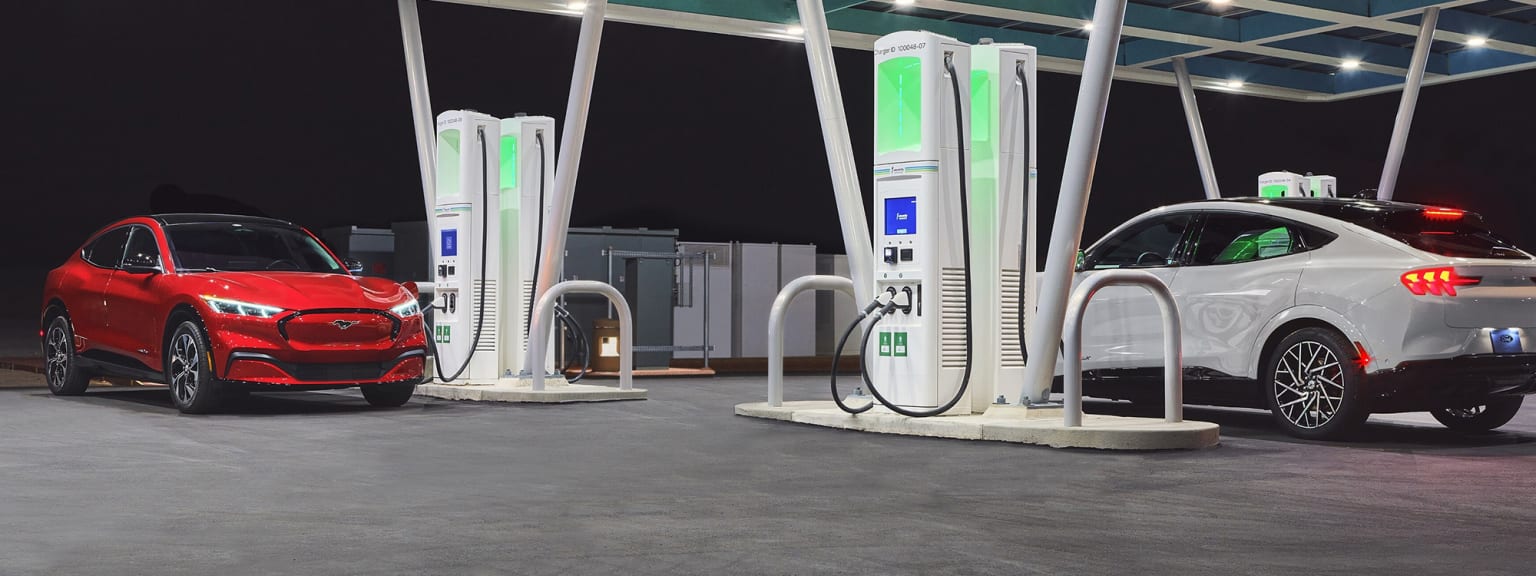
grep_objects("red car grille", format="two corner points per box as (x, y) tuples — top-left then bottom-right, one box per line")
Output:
(277, 309), (400, 346)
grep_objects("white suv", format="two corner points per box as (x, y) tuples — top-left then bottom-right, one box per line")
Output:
(1074, 197), (1535, 439)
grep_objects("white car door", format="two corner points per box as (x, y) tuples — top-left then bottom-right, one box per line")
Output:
(1169, 211), (1310, 377)
(1076, 212), (1195, 372)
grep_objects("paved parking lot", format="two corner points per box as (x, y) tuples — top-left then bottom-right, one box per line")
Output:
(2, 373), (1534, 575)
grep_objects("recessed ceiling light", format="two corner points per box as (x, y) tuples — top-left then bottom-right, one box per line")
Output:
(1466, 36), (1488, 47)
(567, 0), (586, 10)
(1082, 22), (1095, 31)
(894, 0), (916, 6)
(1340, 59), (1361, 70)
(1210, 0), (1231, 5)
(786, 25), (804, 36)
(1225, 80), (1245, 88)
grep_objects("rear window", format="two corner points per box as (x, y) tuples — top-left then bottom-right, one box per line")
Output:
(1372, 210), (1530, 260)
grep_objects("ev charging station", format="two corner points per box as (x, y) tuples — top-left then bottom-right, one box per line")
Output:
(864, 31), (974, 414)
(740, 12), (1217, 450)
(969, 40), (1036, 414)
(431, 109), (504, 384)
(837, 32), (1041, 418)
(1258, 171), (1338, 198)
(419, 108), (643, 402)
(499, 114), (557, 371)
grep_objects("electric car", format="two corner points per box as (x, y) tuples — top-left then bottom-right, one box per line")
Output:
(1074, 197), (1535, 439)
(40, 214), (427, 413)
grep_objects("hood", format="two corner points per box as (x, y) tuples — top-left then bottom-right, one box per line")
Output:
(188, 272), (410, 311)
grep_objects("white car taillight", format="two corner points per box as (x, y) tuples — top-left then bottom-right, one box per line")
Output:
(1401, 267), (1480, 296)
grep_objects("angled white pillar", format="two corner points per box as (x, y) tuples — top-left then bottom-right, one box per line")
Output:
(1172, 57), (1220, 200)
(527, 0), (607, 371)
(1379, 7), (1439, 201)
(795, 0), (874, 304)
(1018, 0), (1131, 405)
(396, 0), (437, 241)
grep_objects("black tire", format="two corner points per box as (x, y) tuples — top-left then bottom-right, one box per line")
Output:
(165, 319), (228, 414)
(360, 382), (415, 408)
(1263, 327), (1369, 440)
(43, 315), (91, 396)
(1431, 397), (1524, 432)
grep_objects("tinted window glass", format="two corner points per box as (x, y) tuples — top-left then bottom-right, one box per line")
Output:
(1241, 200), (1526, 260)
(83, 227), (131, 268)
(123, 227), (162, 268)
(1376, 211), (1529, 260)
(166, 223), (343, 273)
(1086, 214), (1192, 269)
(1189, 214), (1302, 266)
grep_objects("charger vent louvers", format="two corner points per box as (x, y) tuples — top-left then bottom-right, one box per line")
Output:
(940, 268), (968, 369)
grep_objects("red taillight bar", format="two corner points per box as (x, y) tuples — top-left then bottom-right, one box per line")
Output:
(1423, 207), (1465, 220)
(1402, 267), (1480, 296)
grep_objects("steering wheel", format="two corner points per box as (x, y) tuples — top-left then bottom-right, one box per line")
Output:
(266, 259), (300, 271)
(1135, 251), (1165, 266)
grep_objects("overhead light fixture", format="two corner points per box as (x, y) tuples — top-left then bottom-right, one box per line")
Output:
(1209, 0), (1232, 5)
(567, 0), (586, 10)
(786, 25), (804, 36)
(1466, 36), (1488, 47)
(1340, 59), (1361, 70)
(1082, 22), (1095, 31)
(1225, 80), (1245, 88)
(894, 0), (916, 6)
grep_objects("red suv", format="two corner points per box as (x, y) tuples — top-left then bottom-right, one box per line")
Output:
(40, 214), (427, 413)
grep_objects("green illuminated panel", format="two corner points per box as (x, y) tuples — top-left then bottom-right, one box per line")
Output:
(436, 129), (462, 199)
(1260, 184), (1287, 198)
(877, 56), (923, 155)
(969, 68), (997, 269)
(499, 134), (518, 193)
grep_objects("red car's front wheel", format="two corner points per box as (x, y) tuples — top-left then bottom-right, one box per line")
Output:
(166, 319), (230, 414)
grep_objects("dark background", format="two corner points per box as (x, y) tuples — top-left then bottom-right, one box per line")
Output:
(5, 0), (1534, 328)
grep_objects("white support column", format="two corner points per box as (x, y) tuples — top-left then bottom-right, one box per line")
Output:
(1172, 57), (1220, 200)
(1378, 7), (1439, 201)
(795, 0), (874, 304)
(1018, 0), (1130, 405)
(396, 0), (436, 229)
(528, 0), (606, 370)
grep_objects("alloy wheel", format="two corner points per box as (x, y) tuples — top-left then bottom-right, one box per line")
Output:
(169, 332), (200, 405)
(45, 323), (70, 389)
(1274, 340), (1345, 430)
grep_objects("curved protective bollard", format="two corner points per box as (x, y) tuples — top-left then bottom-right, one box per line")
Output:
(1062, 270), (1183, 427)
(529, 280), (632, 392)
(767, 275), (857, 407)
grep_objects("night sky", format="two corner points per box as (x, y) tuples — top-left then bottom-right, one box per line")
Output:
(7, 0), (1536, 324)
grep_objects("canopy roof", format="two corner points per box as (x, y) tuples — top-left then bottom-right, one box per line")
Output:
(446, 0), (1536, 101)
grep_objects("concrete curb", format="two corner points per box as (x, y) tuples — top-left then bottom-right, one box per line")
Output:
(735, 401), (1219, 450)
(417, 382), (647, 403)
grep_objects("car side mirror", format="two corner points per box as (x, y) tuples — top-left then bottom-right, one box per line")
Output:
(121, 253), (162, 275)
(1074, 249), (1087, 272)
(344, 258), (365, 274)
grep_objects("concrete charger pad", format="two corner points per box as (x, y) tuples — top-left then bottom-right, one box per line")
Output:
(417, 381), (647, 403)
(736, 400), (1219, 450)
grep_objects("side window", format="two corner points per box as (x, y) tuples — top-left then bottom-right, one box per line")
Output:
(1085, 214), (1193, 269)
(83, 227), (132, 268)
(1189, 213), (1303, 266)
(123, 226), (162, 268)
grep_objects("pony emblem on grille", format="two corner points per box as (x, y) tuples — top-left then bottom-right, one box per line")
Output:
(332, 320), (360, 330)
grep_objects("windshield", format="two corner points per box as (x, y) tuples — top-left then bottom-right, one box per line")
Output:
(165, 222), (344, 273)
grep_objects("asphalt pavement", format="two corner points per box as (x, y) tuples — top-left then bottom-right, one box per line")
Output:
(2, 373), (1534, 575)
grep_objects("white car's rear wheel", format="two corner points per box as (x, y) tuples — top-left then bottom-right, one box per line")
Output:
(1265, 327), (1369, 440)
